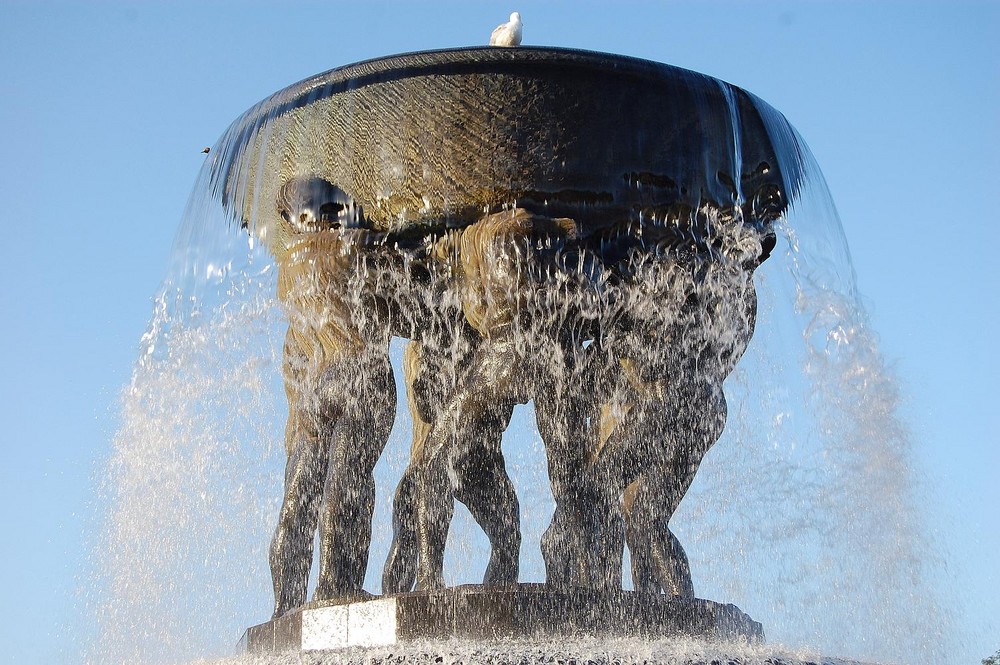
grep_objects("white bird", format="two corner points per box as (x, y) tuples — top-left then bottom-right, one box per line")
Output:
(490, 12), (522, 47)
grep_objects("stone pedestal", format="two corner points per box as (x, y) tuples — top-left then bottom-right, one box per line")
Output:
(239, 584), (762, 654)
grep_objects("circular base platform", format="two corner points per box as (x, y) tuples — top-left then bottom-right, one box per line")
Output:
(240, 584), (763, 654)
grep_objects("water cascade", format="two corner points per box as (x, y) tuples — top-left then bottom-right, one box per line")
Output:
(85, 48), (945, 665)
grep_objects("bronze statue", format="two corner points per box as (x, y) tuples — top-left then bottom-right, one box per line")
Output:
(599, 249), (761, 596)
(267, 187), (774, 609)
(382, 338), (521, 593)
(386, 208), (584, 592)
(268, 177), (400, 616)
(216, 48), (797, 619)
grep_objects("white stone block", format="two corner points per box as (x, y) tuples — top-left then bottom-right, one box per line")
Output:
(302, 604), (349, 651)
(348, 597), (398, 646)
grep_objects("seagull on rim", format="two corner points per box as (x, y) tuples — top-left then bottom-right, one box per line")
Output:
(490, 12), (522, 47)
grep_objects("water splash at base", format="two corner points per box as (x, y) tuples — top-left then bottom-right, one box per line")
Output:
(206, 637), (873, 665)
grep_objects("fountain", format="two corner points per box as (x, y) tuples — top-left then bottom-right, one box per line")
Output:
(87, 46), (943, 665)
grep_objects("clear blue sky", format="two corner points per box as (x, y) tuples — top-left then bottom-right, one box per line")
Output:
(0, 1), (996, 664)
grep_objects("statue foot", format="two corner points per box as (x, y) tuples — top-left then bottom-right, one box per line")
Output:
(482, 539), (520, 586)
(312, 587), (374, 604)
(630, 527), (695, 597)
(415, 569), (446, 592)
(482, 559), (518, 586)
(270, 571), (309, 619)
(382, 538), (418, 594)
(271, 602), (293, 620)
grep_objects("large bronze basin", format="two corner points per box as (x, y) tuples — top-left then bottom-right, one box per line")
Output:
(212, 47), (800, 246)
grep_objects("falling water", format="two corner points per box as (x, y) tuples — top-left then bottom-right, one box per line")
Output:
(84, 51), (948, 665)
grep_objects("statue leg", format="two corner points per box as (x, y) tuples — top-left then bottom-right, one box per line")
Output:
(622, 384), (728, 597)
(269, 425), (330, 617)
(623, 470), (693, 597)
(578, 463), (627, 591)
(269, 331), (331, 618)
(314, 352), (396, 601)
(414, 333), (525, 590)
(384, 341), (436, 594)
(537, 371), (621, 589)
(413, 449), (452, 591)
(535, 336), (630, 592)
(380, 339), (454, 592)
(383, 467), (418, 594)
(450, 402), (520, 586)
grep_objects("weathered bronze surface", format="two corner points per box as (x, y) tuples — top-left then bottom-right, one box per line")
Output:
(217, 47), (797, 630)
